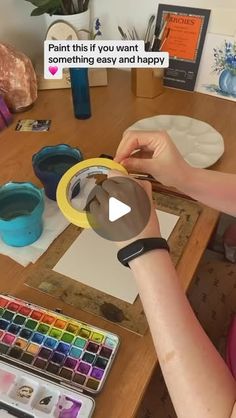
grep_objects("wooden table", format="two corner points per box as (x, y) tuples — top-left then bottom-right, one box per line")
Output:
(0, 70), (235, 418)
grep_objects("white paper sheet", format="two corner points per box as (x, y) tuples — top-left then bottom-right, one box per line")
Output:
(53, 210), (179, 304)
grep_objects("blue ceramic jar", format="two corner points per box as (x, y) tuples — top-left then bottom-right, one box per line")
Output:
(0, 182), (44, 247)
(219, 69), (236, 96)
(32, 144), (83, 200)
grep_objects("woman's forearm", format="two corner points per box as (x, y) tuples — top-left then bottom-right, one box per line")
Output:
(130, 250), (236, 418)
(177, 168), (236, 216)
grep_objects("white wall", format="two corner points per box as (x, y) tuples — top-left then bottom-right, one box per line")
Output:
(0, 0), (46, 60)
(0, 0), (235, 61)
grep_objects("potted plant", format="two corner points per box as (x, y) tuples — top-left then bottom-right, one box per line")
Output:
(213, 40), (236, 96)
(24, 0), (90, 36)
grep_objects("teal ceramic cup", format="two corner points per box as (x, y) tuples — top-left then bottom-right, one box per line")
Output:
(0, 182), (44, 247)
(32, 144), (83, 201)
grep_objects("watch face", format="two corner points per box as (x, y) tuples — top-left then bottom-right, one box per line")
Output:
(118, 238), (169, 267)
(123, 241), (145, 263)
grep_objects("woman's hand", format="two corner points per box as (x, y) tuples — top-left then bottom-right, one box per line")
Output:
(115, 130), (192, 189)
(89, 170), (160, 248)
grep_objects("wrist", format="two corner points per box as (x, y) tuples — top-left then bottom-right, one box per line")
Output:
(129, 247), (170, 270)
(173, 164), (197, 192)
(116, 227), (161, 249)
(117, 237), (169, 267)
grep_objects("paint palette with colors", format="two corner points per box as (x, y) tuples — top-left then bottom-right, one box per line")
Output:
(0, 295), (119, 398)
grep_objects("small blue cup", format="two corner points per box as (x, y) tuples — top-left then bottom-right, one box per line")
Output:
(32, 144), (83, 201)
(0, 182), (44, 247)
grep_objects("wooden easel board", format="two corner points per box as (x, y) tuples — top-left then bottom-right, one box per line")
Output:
(25, 192), (202, 335)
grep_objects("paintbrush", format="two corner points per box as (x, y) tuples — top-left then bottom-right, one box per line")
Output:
(151, 35), (161, 52)
(133, 27), (139, 40)
(158, 12), (170, 40)
(130, 173), (195, 200)
(83, 0), (89, 11)
(77, 0), (84, 13)
(159, 27), (170, 50)
(119, 26), (139, 40)
(95, 156), (194, 201)
(151, 12), (170, 51)
(150, 23), (160, 51)
(144, 15), (156, 50)
(127, 28), (136, 40)
(118, 25), (128, 40)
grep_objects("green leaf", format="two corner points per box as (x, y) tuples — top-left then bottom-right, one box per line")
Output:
(29, 0), (61, 15)
(49, 0), (62, 12)
(51, 0), (62, 8)
(27, 0), (79, 15)
(31, 6), (50, 15)
(25, 0), (51, 6)
(48, 7), (61, 15)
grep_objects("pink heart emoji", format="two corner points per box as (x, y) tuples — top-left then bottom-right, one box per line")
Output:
(49, 66), (58, 76)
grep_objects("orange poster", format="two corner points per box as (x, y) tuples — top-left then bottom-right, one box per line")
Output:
(160, 13), (204, 62)
(155, 5), (210, 90)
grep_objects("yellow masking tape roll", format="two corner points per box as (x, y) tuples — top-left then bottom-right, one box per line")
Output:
(56, 158), (128, 228)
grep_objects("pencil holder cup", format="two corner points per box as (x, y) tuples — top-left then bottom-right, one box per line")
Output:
(131, 68), (164, 98)
(32, 144), (83, 201)
(0, 182), (44, 247)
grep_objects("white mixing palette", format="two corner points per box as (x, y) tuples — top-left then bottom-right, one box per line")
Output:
(0, 360), (94, 417)
(127, 114), (224, 168)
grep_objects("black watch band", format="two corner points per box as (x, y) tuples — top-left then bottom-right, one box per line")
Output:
(117, 237), (170, 267)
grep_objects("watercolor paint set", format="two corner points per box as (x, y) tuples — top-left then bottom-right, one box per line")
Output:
(0, 295), (120, 417)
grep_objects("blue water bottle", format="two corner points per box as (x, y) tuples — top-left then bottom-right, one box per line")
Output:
(70, 68), (91, 119)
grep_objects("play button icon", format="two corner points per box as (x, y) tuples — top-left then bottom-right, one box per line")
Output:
(86, 176), (151, 242)
(109, 197), (131, 222)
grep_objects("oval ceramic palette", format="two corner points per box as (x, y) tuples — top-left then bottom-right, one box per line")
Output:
(127, 115), (224, 168)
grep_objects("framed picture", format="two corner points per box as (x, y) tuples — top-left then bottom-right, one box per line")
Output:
(155, 4), (211, 91)
(195, 33), (236, 102)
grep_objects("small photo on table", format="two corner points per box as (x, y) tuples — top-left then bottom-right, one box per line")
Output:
(15, 119), (51, 132)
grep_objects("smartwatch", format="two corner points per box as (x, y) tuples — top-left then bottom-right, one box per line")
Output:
(117, 238), (170, 267)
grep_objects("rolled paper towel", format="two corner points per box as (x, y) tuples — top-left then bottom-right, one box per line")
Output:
(0, 43), (37, 112)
